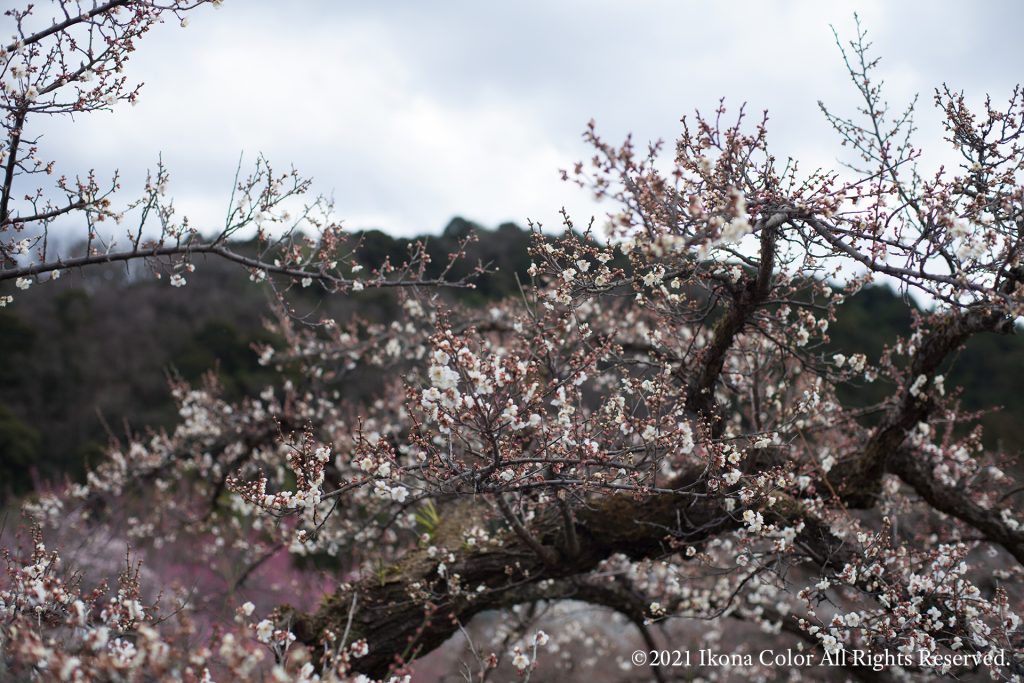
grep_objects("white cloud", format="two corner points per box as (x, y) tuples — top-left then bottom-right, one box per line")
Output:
(28, 0), (1024, 238)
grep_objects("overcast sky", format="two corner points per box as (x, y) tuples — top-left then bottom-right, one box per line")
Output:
(33, 0), (1024, 237)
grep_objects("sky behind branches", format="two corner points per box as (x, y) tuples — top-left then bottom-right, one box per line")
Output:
(32, 0), (1024, 237)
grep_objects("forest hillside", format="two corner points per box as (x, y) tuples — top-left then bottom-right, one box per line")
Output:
(2, 219), (1021, 499)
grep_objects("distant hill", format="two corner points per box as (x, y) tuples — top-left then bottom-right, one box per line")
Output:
(1, 219), (1020, 498)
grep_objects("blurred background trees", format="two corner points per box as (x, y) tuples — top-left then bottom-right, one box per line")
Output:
(3, 217), (1021, 500)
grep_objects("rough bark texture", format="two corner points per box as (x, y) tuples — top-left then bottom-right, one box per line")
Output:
(290, 478), (735, 677)
(285, 299), (1022, 678)
(888, 446), (1024, 565)
(831, 306), (1013, 507)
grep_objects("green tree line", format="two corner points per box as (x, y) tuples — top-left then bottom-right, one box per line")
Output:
(1, 219), (1020, 498)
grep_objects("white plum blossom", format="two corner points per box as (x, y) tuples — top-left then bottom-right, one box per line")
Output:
(720, 216), (752, 243)
(848, 353), (867, 373)
(255, 619), (274, 643)
(742, 509), (764, 533)
(821, 453), (836, 473)
(390, 486), (409, 503)
(909, 374), (929, 399)
(428, 364), (459, 391)
(794, 325), (810, 346)
(820, 634), (842, 654)
(512, 652), (530, 670)
(641, 266), (665, 287)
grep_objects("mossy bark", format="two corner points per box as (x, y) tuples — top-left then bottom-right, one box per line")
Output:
(289, 480), (734, 678)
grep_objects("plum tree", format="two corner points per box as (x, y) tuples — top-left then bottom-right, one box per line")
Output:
(0, 1), (463, 300)
(3, 6), (1024, 682)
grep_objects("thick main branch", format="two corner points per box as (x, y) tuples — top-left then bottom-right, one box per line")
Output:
(289, 479), (734, 677)
(834, 306), (1013, 506)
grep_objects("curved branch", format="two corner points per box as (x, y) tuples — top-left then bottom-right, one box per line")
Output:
(0, 241), (473, 288)
(685, 214), (783, 429)
(833, 306), (1014, 506)
(888, 446), (1024, 565)
(288, 474), (735, 677)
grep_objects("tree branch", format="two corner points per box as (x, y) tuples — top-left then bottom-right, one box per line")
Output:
(833, 306), (1014, 506)
(0, 240), (473, 288)
(288, 475), (734, 677)
(888, 446), (1024, 565)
